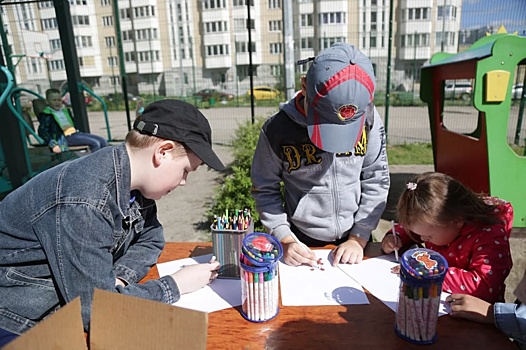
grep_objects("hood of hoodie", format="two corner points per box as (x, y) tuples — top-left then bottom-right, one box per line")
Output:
(280, 91), (308, 128)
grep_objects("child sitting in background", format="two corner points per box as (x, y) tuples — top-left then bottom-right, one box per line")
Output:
(38, 88), (108, 153)
(381, 172), (513, 304)
(446, 270), (526, 349)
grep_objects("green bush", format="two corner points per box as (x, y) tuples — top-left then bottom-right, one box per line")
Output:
(208, 118), (268, 232)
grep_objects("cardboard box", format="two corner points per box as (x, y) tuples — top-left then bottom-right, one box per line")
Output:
(5, 289), (207, 350)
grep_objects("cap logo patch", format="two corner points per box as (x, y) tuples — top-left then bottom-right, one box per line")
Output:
(337, 104), (358, 121)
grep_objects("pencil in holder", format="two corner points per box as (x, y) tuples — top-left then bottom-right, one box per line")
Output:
(211, 219), (253, 279)
(394, 248), (448, 345)
(240, 232), (283, 322)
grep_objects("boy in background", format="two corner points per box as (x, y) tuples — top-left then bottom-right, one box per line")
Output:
(38, 88), (108, 153)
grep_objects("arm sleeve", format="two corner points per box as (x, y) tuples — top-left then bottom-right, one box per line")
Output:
(250, 130), (294, 242)
(494, 302), (526, 345)
(112, 203), (165, 284)
(349, 109), (390, 241)
(37, 112), (60, 148)
(442, 228), (512, 304)
(35, 204), (180, 331)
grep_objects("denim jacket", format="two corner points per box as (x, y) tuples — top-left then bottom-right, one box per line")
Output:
(494, 272), (526, 348)
(0, 143), (180, 334)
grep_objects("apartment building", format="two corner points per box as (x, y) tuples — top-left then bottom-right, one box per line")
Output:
(0, 0), (462, 98)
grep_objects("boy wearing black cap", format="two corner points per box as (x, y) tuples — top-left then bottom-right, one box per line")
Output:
(0, 100), (223, 343)
(251, 43), (390, 267)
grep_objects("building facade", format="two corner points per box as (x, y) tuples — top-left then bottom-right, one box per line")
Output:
(0, 0), (463, 98)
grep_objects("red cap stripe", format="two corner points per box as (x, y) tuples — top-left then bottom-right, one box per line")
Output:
(311, 64), (374, 108)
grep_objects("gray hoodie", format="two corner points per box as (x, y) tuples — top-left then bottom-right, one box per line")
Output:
(251, 93), (390, 243)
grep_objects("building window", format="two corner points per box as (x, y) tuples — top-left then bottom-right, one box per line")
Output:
(300, 37), (313, 50)
(105, 36), (115, 47)
(102, 16), (113, 26)
(371, 11), (377, 31)
(101, 0), (111, 5)
(271, 65), (282, 76)
(50, 59), (65, 71)
(206, 44), (230, 56)
(202, 0), (227, 9)
(269, 0), (281, 9)
(72, 15), (90, 26)
(300, 14), (312, 27)
(235, 41), (256, 53)
(437, 5), (457, 20)
(75, 36), (93, 48)
(39, 1), (54, 8)
(269, 42), (282, 54)
(41, 18), (58, 30)
(370, 36), (377, 48)
(205, 21), (228, 33)
(320, 37), (345, 50)
(319, 12), (346, 25)
(269, 20), (282, 32)
(50, 39), (61, 50)
(233, 0), (254, 5)
(107, 56), (118, 67)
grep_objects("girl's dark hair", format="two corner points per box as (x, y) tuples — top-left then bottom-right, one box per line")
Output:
(396, 172), (501, 229)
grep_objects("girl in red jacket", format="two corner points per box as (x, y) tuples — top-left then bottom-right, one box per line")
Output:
(381, 172), (513, 304)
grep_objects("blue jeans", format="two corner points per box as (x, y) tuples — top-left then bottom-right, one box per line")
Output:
(0, 328), (18, 347)
(67, 132), (108, 152)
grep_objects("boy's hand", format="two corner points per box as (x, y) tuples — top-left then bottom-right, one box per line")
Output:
(446, 294), (494, 324)
(52, 145), (62, 154)
(381, 233), (401, 254)
(171, 260), (220, 295)
(331, 237), (366, 266)
(281, 239), (316, 267)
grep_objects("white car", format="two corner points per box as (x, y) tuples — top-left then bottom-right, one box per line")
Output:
(444, 82), (472, 101)
(512, 83), (523, 100)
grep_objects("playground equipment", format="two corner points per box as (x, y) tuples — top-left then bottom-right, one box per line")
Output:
(0, 66), (112, 194)
(420, 31), (526, 227)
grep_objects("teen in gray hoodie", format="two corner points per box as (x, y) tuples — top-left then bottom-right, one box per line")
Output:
(251, 43), (390, 267)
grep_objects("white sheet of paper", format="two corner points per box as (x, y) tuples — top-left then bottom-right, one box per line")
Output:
(156, 254), (241, 313)
(338, 254), (451, 316)
(279, 249), (370, 306)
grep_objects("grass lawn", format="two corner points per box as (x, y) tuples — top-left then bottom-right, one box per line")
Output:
(386, 143), (434, 165)
(387, 142), (525, 165)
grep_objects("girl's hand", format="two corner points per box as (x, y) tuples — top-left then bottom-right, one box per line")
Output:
(381, 233), (401, 254)
(171, 259), (221, 295)
(446, 294), (494, 324)
(282, 241), (316, 267)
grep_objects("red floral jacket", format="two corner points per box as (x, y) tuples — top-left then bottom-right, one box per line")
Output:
(391, 198), (513, 303)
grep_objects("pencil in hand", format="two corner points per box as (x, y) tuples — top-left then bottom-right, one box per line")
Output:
(289, 232), (319, 269)
(391, 220), (399, 262)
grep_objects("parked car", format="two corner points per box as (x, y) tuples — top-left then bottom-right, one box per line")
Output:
(444, 81), (472, 100)
(106, 93), (140, 102)
(247, 86), (281, 101)
(193, 89), (234, 102)
(512, 83), (524, 100)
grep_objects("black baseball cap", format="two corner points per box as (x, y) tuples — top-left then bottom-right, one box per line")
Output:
(133, 99), (225, 171)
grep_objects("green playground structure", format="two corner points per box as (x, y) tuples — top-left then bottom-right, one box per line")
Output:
(0, 65), (112, 194)
(421, 32), (526, 227)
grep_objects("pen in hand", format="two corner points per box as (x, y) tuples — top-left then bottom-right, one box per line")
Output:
(391, 220), (399, 262)
(289, 232), (319, 269)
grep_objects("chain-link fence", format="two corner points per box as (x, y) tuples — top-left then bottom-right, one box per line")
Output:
(1, 0), (525, 147)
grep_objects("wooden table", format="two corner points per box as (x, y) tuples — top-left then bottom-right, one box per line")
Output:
(142, 242), (516, 350)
